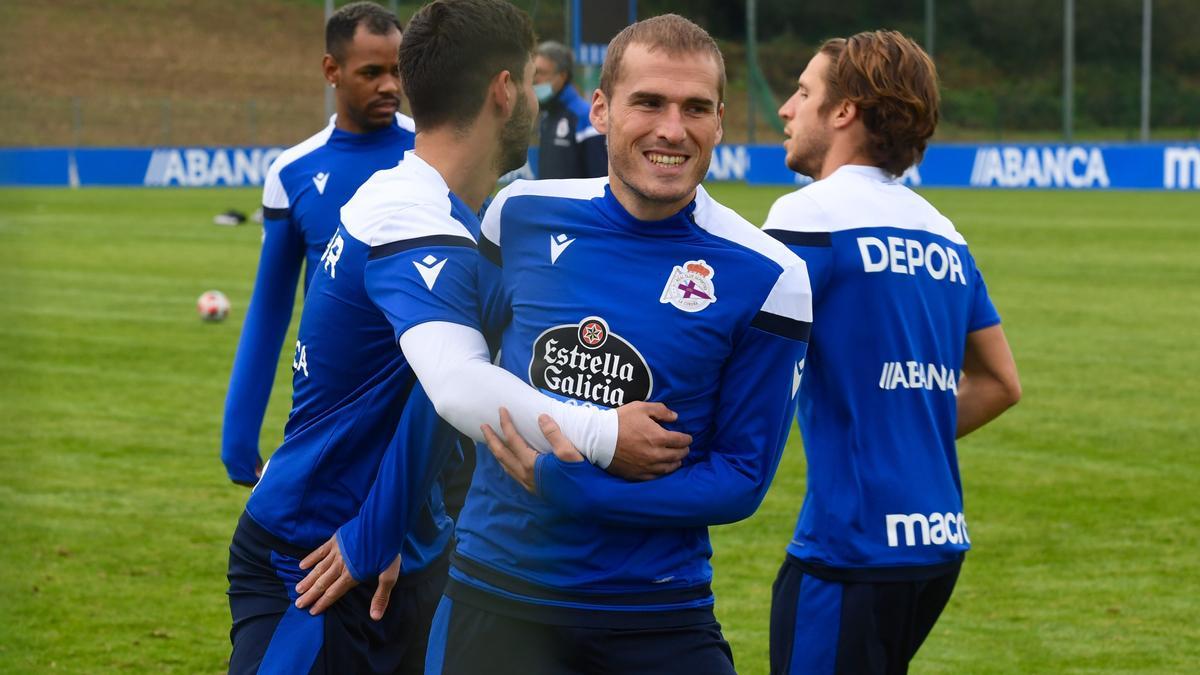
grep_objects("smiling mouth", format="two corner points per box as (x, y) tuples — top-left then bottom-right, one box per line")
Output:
(646, 152), (687, 167)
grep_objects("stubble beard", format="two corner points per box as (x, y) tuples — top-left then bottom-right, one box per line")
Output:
(609, 145), (705, 216)
(496, 94), (533, 176)
(786, 124), (831, 180)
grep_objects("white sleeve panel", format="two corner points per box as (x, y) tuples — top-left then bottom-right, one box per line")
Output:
(480, 177), (610, 247)
(761, 260), (814, 323)
(766, 172), (968, 245)
(261, 163), (290, 210)
(261, 121), (336, 210)
(480, 182), (517, 248)
(342, 185), (471, 247)
(400, 321), (618, 468)
(762, 189), (836, 234)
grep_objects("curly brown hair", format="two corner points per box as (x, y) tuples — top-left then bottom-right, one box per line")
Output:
(819, 31), (939, 177)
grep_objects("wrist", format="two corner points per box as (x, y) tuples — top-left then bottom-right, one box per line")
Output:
(334, 528), (366, 583)
(585, 407), (618, 469)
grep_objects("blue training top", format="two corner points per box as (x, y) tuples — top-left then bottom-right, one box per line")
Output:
(763, 165), (1001, 580)
(222, 114), (415, 485)
(449, 177), (812, 627)
(245, 151), (485, 581)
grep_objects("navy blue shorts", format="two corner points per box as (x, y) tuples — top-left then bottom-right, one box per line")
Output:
(769, 555), (961, 675)
(227, 512), (447, 675)
(424, 593), (735, 675)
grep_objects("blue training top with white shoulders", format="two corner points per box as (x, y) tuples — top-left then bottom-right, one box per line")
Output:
(763, 164), (1001, 579)
(448, 177), (812, 627)
(222, 113), (415, 485)
(244, 150), (482, 581)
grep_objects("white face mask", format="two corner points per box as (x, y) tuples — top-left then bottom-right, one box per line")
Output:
(534, 82), (555, 104)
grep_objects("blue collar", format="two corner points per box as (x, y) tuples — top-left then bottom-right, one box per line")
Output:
(593, 183), (699, 238)
(327, 115), (405, 149)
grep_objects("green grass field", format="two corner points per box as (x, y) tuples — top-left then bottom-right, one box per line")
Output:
(1, 184), (1197, 673)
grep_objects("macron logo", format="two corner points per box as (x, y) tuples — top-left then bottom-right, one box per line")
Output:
(312, 172), (330, 194)
(414, 254), (447, 290)
(886, 511), (970, 548)
(792, 359), (805, 398)
(550, 233), (576, 264)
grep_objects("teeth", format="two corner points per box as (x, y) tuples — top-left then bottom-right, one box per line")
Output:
(647, 153), (685, 166)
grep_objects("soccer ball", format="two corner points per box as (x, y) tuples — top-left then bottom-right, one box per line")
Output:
(197, 290), (231, 322)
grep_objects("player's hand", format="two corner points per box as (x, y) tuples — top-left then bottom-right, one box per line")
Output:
(609, 402), (691, 481)
(295, 535), (359, 616)
(481, 407), (583, 494)
(230, 458), (264, 489)
(369, 555), (401, 621)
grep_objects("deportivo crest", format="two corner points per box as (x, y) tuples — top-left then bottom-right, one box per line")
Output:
(529, 316), (652, 408)
(660, 260), (717, 312)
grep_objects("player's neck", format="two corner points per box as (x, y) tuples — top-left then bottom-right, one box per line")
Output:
(609, 177), (696, 222)
(816, 130), (875, 180)
(413, 130), (500, 213)
(816, 141), (873, 180)
(333, 106), (379, 136)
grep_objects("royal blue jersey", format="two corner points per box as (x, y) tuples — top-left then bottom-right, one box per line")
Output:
(763, 165), (1001, 578)
(222, 114), (416, 484)
(450, 178), (812, 625)
(244, 152), (484, 581)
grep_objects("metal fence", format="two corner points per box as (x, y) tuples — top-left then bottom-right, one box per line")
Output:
(2, 1), (1198, 147)
(0, 94), (326, 149)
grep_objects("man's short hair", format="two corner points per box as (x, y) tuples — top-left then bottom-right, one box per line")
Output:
(326, 1), (402, 63)
(400, 0), (535, 130)
(537, 41), (574, 82)
(599, 14), (725, 103)
(818, 30), (939, 177)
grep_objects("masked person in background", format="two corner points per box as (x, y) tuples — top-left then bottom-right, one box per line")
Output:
(533, 40), (607, 179)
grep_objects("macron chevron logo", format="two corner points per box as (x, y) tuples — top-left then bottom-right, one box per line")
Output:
(312, 172), (330, 194)
(414, 254), (447, 290)
(550, 233), (576, 264)
(792, 359), (805, 398)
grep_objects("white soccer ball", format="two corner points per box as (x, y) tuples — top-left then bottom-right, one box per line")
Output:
(197, 290), (231, 322)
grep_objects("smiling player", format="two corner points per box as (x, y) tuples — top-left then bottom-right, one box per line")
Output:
(426, 15), (812, 675)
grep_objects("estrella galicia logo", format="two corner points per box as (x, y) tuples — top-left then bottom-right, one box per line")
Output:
(529, 316), (652, 408)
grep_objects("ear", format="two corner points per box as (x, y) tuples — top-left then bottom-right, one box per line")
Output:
(589, 89), (609, 134)
(490, 69), (516, 116)
(322, 54), (339, 87)
(714, 101), (725, 145)
(831, 98), (858, 130)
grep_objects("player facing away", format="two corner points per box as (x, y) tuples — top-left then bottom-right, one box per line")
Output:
(221, 1), (414, 487)
(762, 31), (1022, 675)
(426, 15), (813, 675)
(226, 1), (691, 673)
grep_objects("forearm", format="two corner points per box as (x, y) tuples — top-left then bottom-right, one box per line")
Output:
(221, 222), (302, 481)
(956, 372), (1019, 438)
(957, 324), (1021, 438)
(401, 321), (618, 467)
(337, 385), (458, 580)
(536, 322), (806, 528)
(537, 453), (775, 527)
